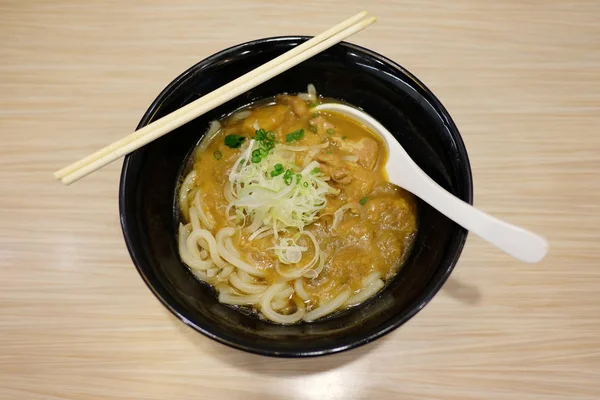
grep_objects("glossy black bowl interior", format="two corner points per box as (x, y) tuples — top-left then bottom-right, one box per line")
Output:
(120, 36), (473, 357)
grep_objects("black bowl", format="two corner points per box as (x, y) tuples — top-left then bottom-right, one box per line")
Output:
(119, 36), (473, 357)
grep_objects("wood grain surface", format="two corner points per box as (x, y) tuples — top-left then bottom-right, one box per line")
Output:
(1, 1), (599, 399)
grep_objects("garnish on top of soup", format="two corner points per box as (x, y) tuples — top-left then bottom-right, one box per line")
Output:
(178, 85), (417, 324)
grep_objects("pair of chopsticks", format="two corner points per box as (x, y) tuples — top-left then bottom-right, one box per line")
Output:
(54, 11), (376, 185)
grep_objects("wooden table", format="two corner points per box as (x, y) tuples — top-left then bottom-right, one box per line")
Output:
(1, 1), (599, 399)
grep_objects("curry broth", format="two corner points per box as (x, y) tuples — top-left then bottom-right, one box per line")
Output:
(180, 94), (417, 315)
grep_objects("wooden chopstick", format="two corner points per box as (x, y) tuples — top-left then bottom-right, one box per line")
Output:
(54, 11), (369, 181)
(56, 13), (376, 185)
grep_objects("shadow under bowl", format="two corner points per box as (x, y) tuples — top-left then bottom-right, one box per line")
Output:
(119, 36), (473, 357)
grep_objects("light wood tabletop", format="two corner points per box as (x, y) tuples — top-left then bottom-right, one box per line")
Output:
(1, 1), (599, 399)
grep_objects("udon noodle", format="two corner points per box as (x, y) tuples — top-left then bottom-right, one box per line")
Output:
(178, 85), (417, 324)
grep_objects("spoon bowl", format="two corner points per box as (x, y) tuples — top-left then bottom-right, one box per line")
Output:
(314, 103), (548, 263)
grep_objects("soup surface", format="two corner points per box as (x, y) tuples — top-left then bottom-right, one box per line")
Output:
(178, 86), (418, 324)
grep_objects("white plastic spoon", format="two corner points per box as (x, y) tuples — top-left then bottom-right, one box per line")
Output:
(313, 103), (548, 263)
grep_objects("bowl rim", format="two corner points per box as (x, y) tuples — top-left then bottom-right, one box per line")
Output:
(119, 36), (474, 357)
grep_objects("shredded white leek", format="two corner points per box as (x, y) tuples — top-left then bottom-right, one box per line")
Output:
(228, 140), (338, 234)
(342, 155), (359, 162)
(227, 138), (338, 265)
(332, 202), (359, 232)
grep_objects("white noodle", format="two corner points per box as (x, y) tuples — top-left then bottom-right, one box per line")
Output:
(224, 236), (240, 257)
(193, 190), (215, 230)
(216, 227), (265, 277)
(189, 207), (202, 231)
(364, 271), (382, 287)
(260, 283), (305, 324)
(237, 270), (254, 283)
(273, 286), (294, 302)
(271, 300), (288, 311)
(217, 266), (234, 280)
(178, 224), (212, 271)
(229, 272), (267, 295)
(206, 268), (218, 278)
(294, 278), (310, 301)
(190, 268), (211, 283)
(179, 170), (197, 215)
(187, 229), (228, 269)
(303, 288), (351, 322)
(215, 283), (234, 294)
(346, 279), (385, 307)
(219, 292), (261, 306)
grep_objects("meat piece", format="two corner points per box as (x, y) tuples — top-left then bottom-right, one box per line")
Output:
(242, 105), (289, 135)
(365, 197), (416, 231)
(315, 152), (352, 184)
(321, 197), (344, 216)
(333, 137), (379, 170)
(314, 152), (339, 166)
(343, 165), (376, 198)
(277, 95), (309, 117)
(375, 230), (404, 267)
(309, 115), (335, 137)
(331, 170), (352, 184)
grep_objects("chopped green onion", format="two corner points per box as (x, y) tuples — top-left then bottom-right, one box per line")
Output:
(309, 102), (318, 108)
(254, 129), (276, 152)
(213, 150), (223, 160)
(359, 196), (369, 205)
(311, 167), (320, 174)
(312, 112), (319, 118)
(326, 150), (333, 154)
(249, 130), (279, 163)
(227, 143), (339, 234)
(252, 151), (265, 162)
(254, 129), (268, 141)
(286, 129), (305, 143)
(271, 163), (285, 177)
(342, 135), (347, 140)
(326, 128), (335, 135)
(309, 125), (318, 134)
(296, 173), (301, 184)
(224, 134), (245, 148)
(283, 169), (294, 185)
(251, 149), (263, 163)
(303, 182), (309, 188)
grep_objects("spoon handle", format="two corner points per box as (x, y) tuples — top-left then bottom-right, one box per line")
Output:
(397, 165), (549, 263)
(312, 102), (548, 262)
